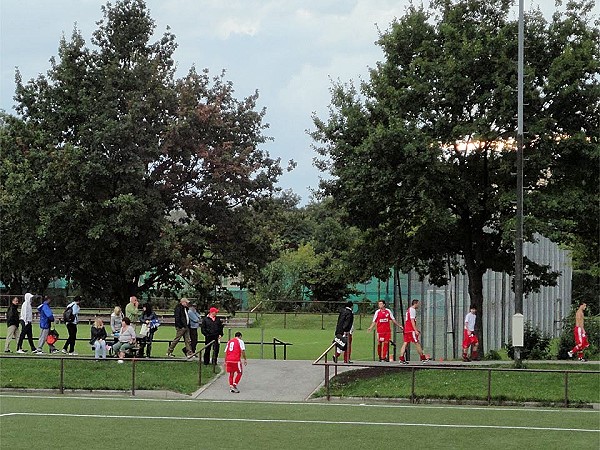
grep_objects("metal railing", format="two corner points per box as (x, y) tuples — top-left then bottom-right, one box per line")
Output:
(0, 340), (218, 396)
(313, 346), (599, 406)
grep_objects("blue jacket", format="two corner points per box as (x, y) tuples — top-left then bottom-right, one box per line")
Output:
(38, 302), (54, 329)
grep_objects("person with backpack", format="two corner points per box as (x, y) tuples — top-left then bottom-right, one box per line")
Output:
(35, 296), (57, 354)
(4, 297), (20, 352)
(61, 296), (81, 355)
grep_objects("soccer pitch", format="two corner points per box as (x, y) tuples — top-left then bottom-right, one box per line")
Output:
(1, 394), (598, 449)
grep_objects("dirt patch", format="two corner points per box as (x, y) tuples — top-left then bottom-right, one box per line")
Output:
(332, 366), (409, 384)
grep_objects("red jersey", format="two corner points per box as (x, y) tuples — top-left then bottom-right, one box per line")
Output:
(372, 308), (395, 334)
(404, 306), (417, 332)
(225, 337), (245, 362)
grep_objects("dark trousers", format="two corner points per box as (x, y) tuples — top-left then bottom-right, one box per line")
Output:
(17, 321), (36, 351)
(138, 330), (155, 357)
(203, 335), (220, 365)
(190, 328), (198, 353)
(63, 323), (77, 352)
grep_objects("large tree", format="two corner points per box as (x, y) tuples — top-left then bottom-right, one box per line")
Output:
(312, 0), (599, 351)
(1, 0), (281, 305)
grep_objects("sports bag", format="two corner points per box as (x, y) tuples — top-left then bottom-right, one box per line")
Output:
(46, 328), (59, 345)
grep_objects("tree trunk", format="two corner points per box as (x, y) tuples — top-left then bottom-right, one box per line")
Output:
(464, 259), (485, 356)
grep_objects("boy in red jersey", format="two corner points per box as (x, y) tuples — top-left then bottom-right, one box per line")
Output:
(225, 331), (247, 393)
(568, 302), (589, 362)
(462, 305), (479, 361)
(367, 300), (402, 362)
(399, 299), (430, 364)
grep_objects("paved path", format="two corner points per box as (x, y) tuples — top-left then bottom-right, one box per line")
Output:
(193, 359), (334, 401)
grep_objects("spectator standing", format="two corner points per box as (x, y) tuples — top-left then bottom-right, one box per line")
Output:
(139, 302), (159, 358)
(332, 301), (354, 363)
(17, 293), (37, 353)
(35, 296), (58, 354)
(367, 300), (402, 362)
(166, 298), (194, 358)
(61, 296), (81, 355)
(201, 307), (224, 365)
(568, 302), (589, 362)
(125, 296), (140, 328)
(462, 305), (479, 361)
(187, 303), (201, 354)
(4, 297), (20, 352)
(110, 306), (123, 336)
(90, 318), (108, 359)
(225, 331), (247, 393)
(112, 317), (136, 363)
(399, 299), (431, 364)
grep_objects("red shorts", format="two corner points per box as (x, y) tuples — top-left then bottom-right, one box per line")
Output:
(574, 327), (589, 350)
(226, 361), (243, 374)
(378, 332), (391, 343)
(462, 330), (478, 348)
(403, 331), (419, 344)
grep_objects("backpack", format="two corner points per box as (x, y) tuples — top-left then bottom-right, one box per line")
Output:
(63, 305), (75, 323)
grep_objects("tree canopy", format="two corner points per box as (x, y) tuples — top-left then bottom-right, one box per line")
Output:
(0, 0), (282, 306)
(312, 0), (599, 349)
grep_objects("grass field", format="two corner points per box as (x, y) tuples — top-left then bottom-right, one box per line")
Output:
(1, 394), (598, 449)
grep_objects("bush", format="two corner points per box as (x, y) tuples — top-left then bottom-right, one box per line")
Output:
(557, 307), (599, 359)
(506, 321), (551, 360)
(484, 349), (502, 360)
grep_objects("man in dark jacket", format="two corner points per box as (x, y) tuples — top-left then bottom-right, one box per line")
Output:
(200, 306), (224, 365)
(333, 301), (354, 363)
(166, 298), (194, 358)
(4, 297), (20, 352)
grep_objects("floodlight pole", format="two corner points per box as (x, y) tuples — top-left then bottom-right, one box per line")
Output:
(513, 0), (525, 361)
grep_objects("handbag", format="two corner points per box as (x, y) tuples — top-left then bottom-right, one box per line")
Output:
(139, 323), (150, 337)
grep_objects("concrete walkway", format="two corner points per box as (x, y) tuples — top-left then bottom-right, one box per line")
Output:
(193, 359), (333, 401)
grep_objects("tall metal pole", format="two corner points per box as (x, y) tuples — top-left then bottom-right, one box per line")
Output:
(513, 0), (525, 360)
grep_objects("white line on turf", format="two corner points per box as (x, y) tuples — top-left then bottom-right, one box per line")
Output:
(1, 412), (598, 432)
(0, 394), (597, 413)
(0, 393), (597, 414)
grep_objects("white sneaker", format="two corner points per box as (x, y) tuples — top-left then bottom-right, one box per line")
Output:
(16, 349), (26, 354)
(68, 352), (78, 356)
(61, 349), (67, 354)
(36, 350), (44, 354)
(567, 351), (573, 358)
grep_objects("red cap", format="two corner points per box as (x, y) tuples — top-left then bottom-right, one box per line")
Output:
(209, 307), (219, 314)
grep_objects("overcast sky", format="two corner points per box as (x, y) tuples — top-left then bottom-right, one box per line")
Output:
(1, 0), (565, 204)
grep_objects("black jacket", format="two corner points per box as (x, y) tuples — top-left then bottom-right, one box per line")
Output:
(6, 304), (19, 327)
(335, 306), (354, 335)
(201, 316), (224, 337)
(90, 326), (107, 344)
(174, 303), (189, 329)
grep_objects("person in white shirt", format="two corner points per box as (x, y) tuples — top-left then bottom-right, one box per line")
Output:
(16, 293), (37, 353)
(462, 305), (479, 361)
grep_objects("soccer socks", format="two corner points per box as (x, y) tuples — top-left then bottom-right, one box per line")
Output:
(234, 372), (242, 385)
(382, 342), (389, 361)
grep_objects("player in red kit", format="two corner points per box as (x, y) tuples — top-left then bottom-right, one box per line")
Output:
(462, 305), (479, 361)
(225, 331), (247, 393)
(399, 299), (430, 363)
(568, 302), (589, 362)
(367, 300), (402, 362)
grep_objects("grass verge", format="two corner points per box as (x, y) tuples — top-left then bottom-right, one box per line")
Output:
(313, 363), (600, 405)
(0, 357), (217, 395)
